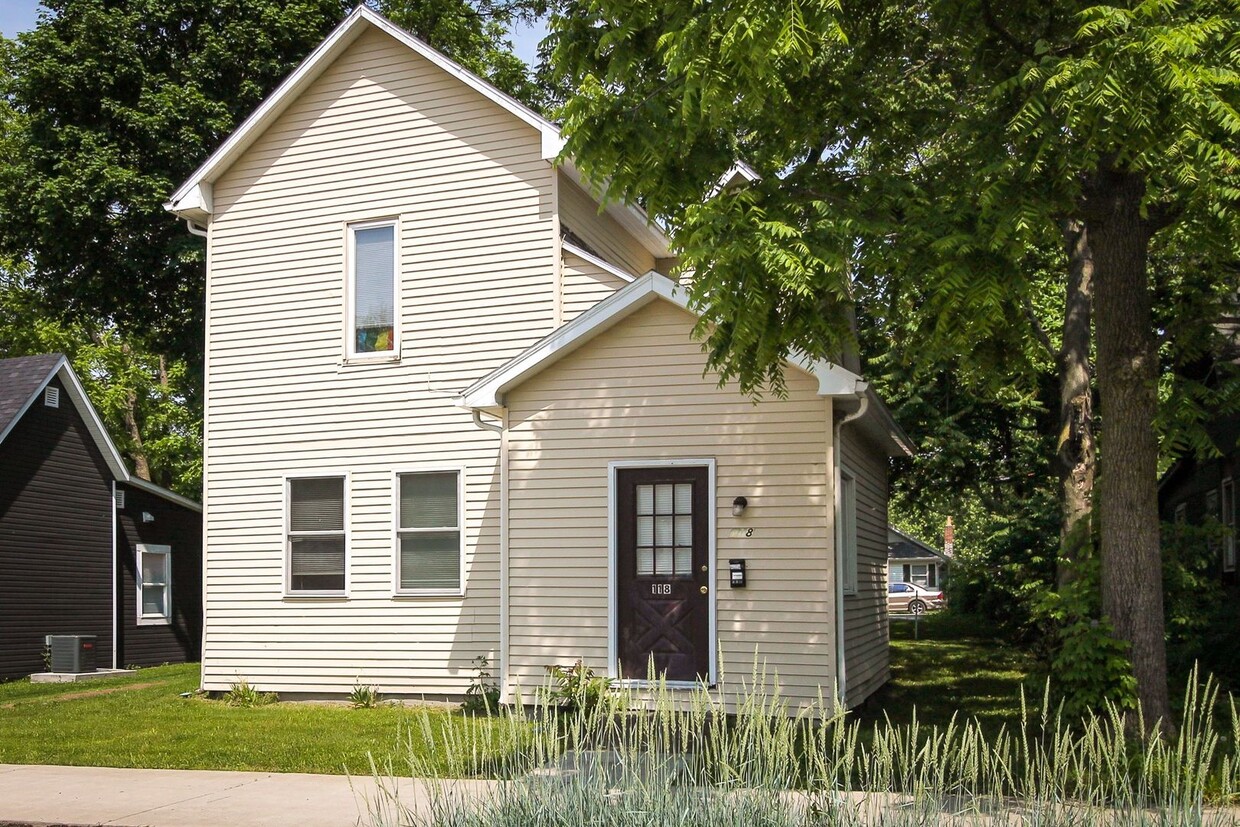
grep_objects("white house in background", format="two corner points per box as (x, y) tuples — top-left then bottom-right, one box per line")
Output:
(166, 5), (912, 710)
(887, 527), (950, 589)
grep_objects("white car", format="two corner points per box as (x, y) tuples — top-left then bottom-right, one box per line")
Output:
(887, 582), (945, 615)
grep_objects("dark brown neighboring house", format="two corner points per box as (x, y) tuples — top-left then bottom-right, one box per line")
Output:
(0, 354), (202, 681)
(1158, 414), (1239, 585)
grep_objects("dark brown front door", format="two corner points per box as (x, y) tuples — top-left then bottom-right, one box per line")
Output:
(616, 466), (710, 682)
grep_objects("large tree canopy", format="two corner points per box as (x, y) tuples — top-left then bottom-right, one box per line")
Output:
(550, 0), (1240, 725)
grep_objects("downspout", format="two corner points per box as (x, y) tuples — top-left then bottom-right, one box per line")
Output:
(833, 388), (868, 709)
(185, 219), (208, 238)
(472, 409), (503, 433)
(111, 480), (118, 670)
(468, 408), (507, 700)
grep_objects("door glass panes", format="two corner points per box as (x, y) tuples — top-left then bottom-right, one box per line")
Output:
(634, 481), (693, 578)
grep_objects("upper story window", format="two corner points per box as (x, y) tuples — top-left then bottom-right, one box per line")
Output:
(287, 476), (347, 595)
(347, 220), (398, 359)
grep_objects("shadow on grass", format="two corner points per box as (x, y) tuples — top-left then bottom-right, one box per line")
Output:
(853, 611), (1036, 733)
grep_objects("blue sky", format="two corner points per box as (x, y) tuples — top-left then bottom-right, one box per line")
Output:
(0, 0), (43, 38)
(0, 1), (547, 65)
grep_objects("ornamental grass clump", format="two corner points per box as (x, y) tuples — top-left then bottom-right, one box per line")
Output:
(362, 665), (1240, 826)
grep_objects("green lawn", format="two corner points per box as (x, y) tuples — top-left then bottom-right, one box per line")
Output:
(854, 611), (1037, 732)
(0, 663), (523, 776)
(0, 619), (1036, 776)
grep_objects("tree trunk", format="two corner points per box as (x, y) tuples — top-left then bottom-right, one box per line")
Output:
(122, 386), (152, 482)
(1084, 167), (1171, 731)
(1056, 219), (1095, 588)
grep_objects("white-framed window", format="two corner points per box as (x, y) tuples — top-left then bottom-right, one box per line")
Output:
(137, 544), (171, 625)
(1174, 502), (1188, 524)
(841, 467), (858, 596)
(1223, 478), (1236, 572)
(396, 470), (464, 595)
(346, 219), (399, 360)
(910, 563), (930, 587)
(287, 475), (347, 595)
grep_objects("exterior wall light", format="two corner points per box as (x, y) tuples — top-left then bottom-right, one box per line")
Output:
(732, 496), (748, 517)
(141, 511), (155, 523)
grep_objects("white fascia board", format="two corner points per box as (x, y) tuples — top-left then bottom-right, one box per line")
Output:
(123, 476), (203, 514)
(707, 161), (763, 199)
(167, 5), (563, 220)
(788, 351), (866, 397)
(460, 272), (678, 408)
(0, 356), (130, 482)
(458, 271), (887, 415)
(558, 161), (671, 259)
(54, 362), (131, 481)
(561, 240), (636, 283)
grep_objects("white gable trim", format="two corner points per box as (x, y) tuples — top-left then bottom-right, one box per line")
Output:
(456, 272), (869, 410)
(0, 357), (128, 480)
(558, 162), (672, 259)
(166, 5), (564, 220)
(561, 240), (637, 284)
(0, 357), (203, 512)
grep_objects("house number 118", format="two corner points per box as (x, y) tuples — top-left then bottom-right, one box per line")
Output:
(651, 583), (671, 595)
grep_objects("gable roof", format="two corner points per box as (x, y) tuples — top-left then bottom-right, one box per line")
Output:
(887, 526), (948, 562)
(456, 272), (913, 455)
(0, 353), (65, 440)
(165, 5), (669, 258)
(0, 353), (201, 513)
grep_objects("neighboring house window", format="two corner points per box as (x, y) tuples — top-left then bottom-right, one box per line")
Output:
(1174, 502), (1187, 524)
(137, 544), (171, 625)
(1206, 490), (1221, 553)
(841, 469), (857, 595)
(347, 220), (398, 358)
(288, 476), (347, 594)
(910, 563), (929, 587)
(397, 470), (463, 593)
(1223, 478), (1236, 573)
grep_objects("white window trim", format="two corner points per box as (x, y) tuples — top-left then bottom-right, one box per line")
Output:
(344, 217), (401, 364)
(136, 543), (172, 626)
(283, 472), (350, 598)
(1223, 477), (1236, 573)
(840, 465), (859, 596)
(607, 458), (717, 688)
(391, 466), (467, 598)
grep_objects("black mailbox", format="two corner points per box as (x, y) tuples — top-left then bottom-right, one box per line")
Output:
(729, 559), (746, 587)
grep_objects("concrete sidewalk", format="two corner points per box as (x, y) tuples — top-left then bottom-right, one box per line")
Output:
(0, 764), (494, 827)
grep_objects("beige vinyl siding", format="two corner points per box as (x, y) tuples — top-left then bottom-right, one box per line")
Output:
(505, 300), (836, 710)
(841, 429), (890, 706)
(202, 26), (556, 696)
(560, 252), (629, 321)
(558, 172), (656, 277)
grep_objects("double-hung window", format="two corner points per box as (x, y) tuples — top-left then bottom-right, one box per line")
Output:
(397, 471), (463, 594)
(137, 544), (171, 625)
(288, 476), (347, 595)
(347, 220), (398, 358)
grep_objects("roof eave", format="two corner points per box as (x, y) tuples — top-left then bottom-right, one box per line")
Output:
(166, 5), (565, 222)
